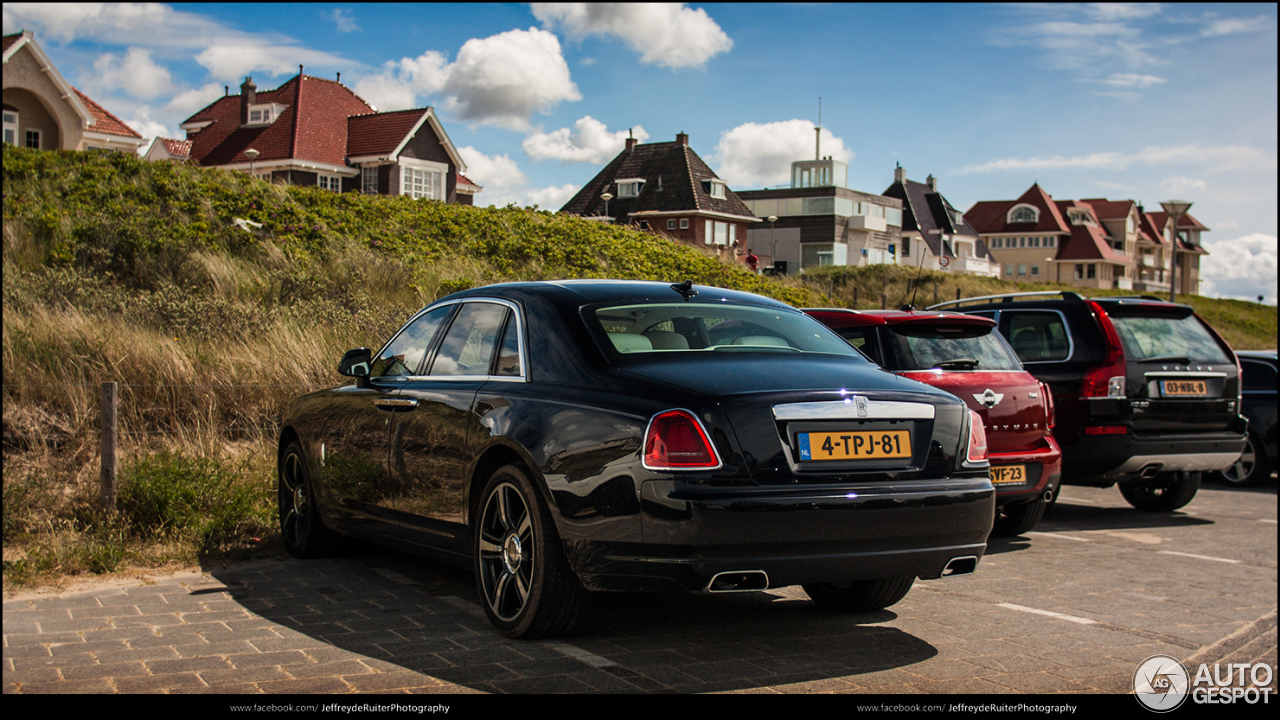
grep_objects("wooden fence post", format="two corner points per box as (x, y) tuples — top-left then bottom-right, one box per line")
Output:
(956, 288), (962, 301)
(101, 381), (118, 512)
(853, 287), (859, 306)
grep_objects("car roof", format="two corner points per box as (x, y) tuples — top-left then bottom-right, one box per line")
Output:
(1237, 350), (1278, 360)
(802, 308), (996, 330)
(441, 280), (797, 310)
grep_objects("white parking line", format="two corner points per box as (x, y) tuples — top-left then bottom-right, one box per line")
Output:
(543, 640), (617, 667)
(997, 602), (1097, 625)
(1024, 531), (1092, 542)
(1158, 551), (1241, 564)
(1260, 519), (1277, 524)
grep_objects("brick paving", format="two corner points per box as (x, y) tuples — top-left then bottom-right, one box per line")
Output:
(3, 483), (1275, 694)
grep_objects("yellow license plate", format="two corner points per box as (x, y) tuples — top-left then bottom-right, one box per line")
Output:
(1162, 380), (1207, 396)
(991, 465), (1027, 485)
(798, 430), (911, 461)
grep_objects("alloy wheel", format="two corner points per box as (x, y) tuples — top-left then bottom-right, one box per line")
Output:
(478, 482), (535, 622)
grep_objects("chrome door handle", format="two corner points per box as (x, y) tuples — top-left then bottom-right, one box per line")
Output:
(374, 398), (419, 410)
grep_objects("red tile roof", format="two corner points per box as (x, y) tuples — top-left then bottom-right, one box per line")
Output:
(1079, 198), (1134, 220)
(346, 108), (427, 157)
(1146, 211), (1210, 254)
(2, 32), (21, 54)
(965, 183), (1070, 235)
(158, 137), (192, 158)
(456, 172), (481, 193)
(1056, 223), (1129, 264)
(72, 88), (142, 138)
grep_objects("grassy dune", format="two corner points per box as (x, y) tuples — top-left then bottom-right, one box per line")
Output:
(2, 145), (1274, 590)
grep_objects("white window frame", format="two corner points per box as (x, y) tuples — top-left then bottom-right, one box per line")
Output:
(1008, 204), (1038, 224)
(245, 103), (286, 127)
(667, 219), (676, 230)
(25, 129), (41, 149)
(2, 110), (17, 146)
(362, 166), (379, 195)
(680, 218), (689, 230)
(703, 179), (727, 200)
(318, 174), (341, 192)
(400, 157), (447, 201)
(616, 179), (645, 197)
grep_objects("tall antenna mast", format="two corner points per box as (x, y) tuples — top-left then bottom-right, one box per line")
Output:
(815, 97), (822, 160)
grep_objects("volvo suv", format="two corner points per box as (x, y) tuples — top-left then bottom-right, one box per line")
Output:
(929, 292), (1248, 511)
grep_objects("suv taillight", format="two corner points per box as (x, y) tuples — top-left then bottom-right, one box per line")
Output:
(643, 409), (721, 470)
(966, 410), (988, 465)
(1041, 381), (1055, 429)
(1081, 301), (1127, 398)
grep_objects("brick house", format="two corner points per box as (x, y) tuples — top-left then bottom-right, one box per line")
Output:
(2, 30), (145, 154)
(881, 166), (998, 277)
(559, 132), (758, 261)
(179, 72), (477, 203)
(965, 184), (1208, 294)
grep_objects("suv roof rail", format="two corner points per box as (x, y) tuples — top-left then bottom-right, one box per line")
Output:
(926, 290), (1086, 310)
(1093, 295), (1172, 303)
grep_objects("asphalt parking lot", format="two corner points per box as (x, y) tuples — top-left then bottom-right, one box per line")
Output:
(3, 480), (1276, 695)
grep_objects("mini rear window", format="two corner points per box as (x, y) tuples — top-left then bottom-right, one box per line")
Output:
(883, 325), (1023, 371)
(1108, 313), (1230, 364)
(586, 303), (865, 359)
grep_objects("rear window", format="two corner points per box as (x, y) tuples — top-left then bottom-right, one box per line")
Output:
(587, 303), (864, 359)
(883, 325), (1023, 371)
(1006, 311), (1071, 362)
(1108, 313), (1231, 364)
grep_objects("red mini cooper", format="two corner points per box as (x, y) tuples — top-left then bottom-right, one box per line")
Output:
(805, 308), (1062, 536)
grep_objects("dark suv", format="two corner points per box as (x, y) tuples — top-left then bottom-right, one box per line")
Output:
(929, 292), (1248, 511)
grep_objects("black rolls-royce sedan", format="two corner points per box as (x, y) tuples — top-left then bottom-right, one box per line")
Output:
(277, 280), (996, 638)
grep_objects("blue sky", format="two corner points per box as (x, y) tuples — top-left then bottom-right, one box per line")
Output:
(4, 3), (1276, 303)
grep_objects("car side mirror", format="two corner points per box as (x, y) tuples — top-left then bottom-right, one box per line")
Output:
(339, 348), (372, 378)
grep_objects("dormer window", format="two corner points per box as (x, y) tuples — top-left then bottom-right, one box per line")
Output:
(1068, 210), (1092, 226)
(616, 178), (645, 197)
(701, 178), (726, 199)
(1008, 204), (1038, 224)
(245, 103), (286, 126)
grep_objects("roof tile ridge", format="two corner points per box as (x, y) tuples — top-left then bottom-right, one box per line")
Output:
(290, 73), (302, 159)
(684, 145), (704, 211)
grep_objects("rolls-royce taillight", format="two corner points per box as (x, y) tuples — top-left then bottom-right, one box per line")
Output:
(643, 409), (721, 471)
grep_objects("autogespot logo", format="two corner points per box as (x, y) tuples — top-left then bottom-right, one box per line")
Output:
(1135, 654), (1190, 712)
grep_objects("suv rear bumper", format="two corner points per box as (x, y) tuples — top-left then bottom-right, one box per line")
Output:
(1064, 425), (1247, 484)
(989, 437), (1062, 506)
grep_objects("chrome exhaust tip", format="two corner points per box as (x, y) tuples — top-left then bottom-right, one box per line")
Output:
(1138, 463), (1163, 480)
(706, 570), (769, 593)
(1043, 489), (1053, 503)
(941, 556), (978, 577)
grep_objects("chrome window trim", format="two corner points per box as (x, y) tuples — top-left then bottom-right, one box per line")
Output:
(772, 399), (936, 421)
(995, 308), (1075, 364)
(378, 297), (529, 383)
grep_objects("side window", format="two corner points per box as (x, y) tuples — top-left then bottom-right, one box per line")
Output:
(430, 303), (509, 376)
(835, 327), (877, 364)
(494, 313), (523, 377)
(1006, 312), (1071, 362)
(1241, 360), (1277, 392)
(371, 305), (454, 378)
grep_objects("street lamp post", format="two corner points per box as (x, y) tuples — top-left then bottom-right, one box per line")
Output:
(244, 148), (260, 179)
(1045, 257), (1055, 283)
(600, 192), (613, 223)
(767, 215), (778, 268)
(1160, 200), (1192, 303)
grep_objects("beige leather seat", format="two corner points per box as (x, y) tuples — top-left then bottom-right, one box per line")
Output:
(609, 333), (653, 353)
(732, 335), (791, 347)
(645, 331), (689, 350)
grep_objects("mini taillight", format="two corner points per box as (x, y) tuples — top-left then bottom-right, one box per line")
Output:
(1041, 381), (1055, 429)
(643, 410), (721, 470)
(966, 409), (988, 464)
(1082, 301), (1127, 398)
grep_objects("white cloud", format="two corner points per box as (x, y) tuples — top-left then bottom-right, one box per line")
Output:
(1199, 233), (1278, 304)
(328, 8), (360, 33)
(1159, 176), (1207, 195)
(522, 116), (648, 164)
(91, 47), (174, 99)
(165, 83), (226, 120)
(956, 144), (1276, 174)
(532, 3), (733, 69)
(525, 183), (580, 210)
(1100, 73), (1166, 88)
(2, 2), (219, 47)
(457, 146), (527, 190)
(194, 42), (353, 84)
(351, 28), (579, 129)
(711, 120), (853, 189)
(124, 106), (173, 146)
(1201, 16), (1271, 38)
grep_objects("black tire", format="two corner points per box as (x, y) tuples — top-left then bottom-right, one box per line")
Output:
(1119, 471), (1201, 512)
(279, 441), (339, 558)
(475, 464), (587, 639)
(1211, 433), (1271, 487)
(992, 496), (1047, 537)
(803, 577), (914, 612)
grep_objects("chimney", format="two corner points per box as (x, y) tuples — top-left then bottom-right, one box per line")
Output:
(676, 132), (689, 146)
(926, 174), (937, 192)
(239, 77), (257, 125)
(894, 162), (905, 184)
(625, 128), (637, 152)
(336, 72), (341, 84)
